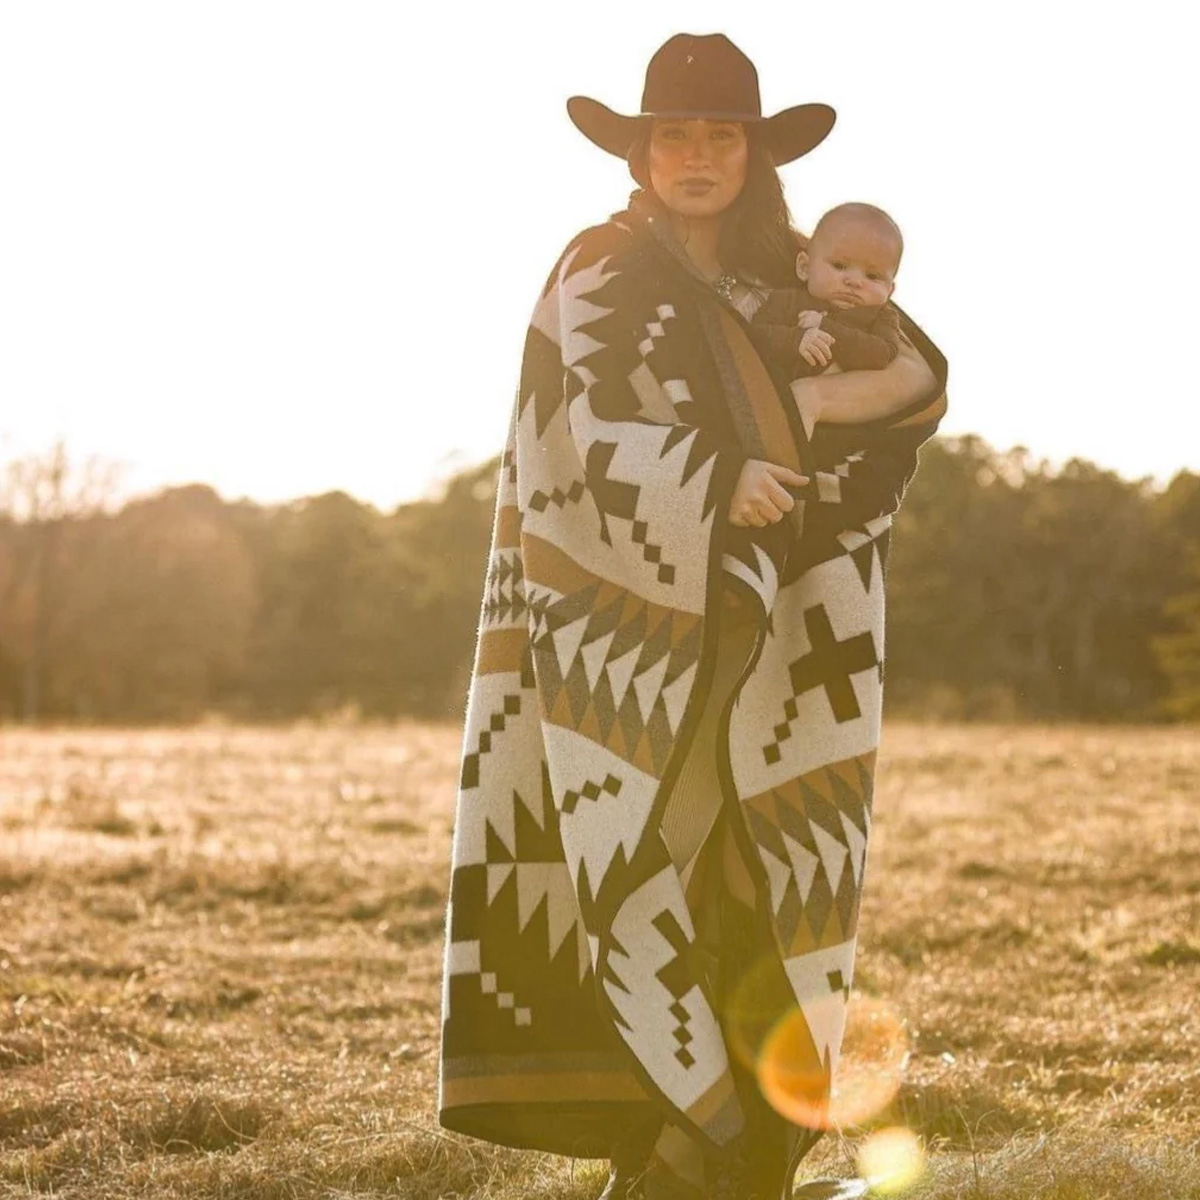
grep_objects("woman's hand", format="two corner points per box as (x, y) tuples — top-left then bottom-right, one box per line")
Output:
(729, 460), (808, 527)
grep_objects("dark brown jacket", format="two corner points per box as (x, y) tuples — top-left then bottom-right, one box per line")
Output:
(752, 283), (902, 376)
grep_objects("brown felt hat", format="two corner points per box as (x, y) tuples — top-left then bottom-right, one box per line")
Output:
(567, 33), (835, 166)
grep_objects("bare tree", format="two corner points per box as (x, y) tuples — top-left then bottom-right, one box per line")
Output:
(0, 440), (123, 720)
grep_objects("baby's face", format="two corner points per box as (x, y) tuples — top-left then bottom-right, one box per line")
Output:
(798, 219), (899, 309)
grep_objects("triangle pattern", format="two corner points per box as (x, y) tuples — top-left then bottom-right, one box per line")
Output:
(487, 862), (514, 903)
(782, 831), (821, 904)
(760, 847), (793, 915)
(632, 654), (671, 724)
(580, 629), (616, 692)
(839, 810), (869, 887)
(811, 823), (848, 896)
(606, 645), (641, 710)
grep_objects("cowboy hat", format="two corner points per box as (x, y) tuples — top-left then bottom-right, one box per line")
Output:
(567, 33), (835, 166)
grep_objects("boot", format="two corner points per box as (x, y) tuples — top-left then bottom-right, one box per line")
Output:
(598, 1117), (660, 1199)
(710, 1136), (763, 1200)
(597, 1161), (645, 1200)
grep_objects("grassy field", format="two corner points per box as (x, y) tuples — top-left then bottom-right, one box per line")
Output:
(1, 722), (1199, 1199)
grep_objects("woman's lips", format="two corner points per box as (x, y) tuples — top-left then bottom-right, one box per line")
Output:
(680, 178), (717, 193)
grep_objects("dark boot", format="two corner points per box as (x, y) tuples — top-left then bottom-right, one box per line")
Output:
(597, 1162), (645, 1200)
(598, 1117), (660, 1199)
(792, 1181), (870, 1199)
(597, 1164), (643, 1200)
(710, 1136), (762, 1200)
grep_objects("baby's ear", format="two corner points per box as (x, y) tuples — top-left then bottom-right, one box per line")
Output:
(795, 250), (809, 282)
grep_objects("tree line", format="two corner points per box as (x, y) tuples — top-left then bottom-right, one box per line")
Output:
(1, 436), (1198, 724)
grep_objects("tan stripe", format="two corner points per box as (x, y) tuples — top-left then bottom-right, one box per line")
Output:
(523, 535), (702, 641)
(743, 751), (875, 815)
(477, 629), (527, 675)
(495, 504), (521, 549)
(717, 307), (802, 471)
(522, 532), (599, 595)
(442, 1070), (647, 1108)
(686, 1070), (739, 1128)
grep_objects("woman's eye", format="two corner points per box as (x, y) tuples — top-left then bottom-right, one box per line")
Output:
(831, 261), (846, 271)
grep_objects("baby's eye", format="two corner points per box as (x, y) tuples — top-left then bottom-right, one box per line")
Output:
(830, 261), (846, 270)
(867, 273), (883, 281)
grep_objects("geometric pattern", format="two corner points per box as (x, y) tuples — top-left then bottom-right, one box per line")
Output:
(631, 516), (676, 586)
(440, 193), (948, 1184)
(813, 451), (863, 503)
(482, 548), (526, 629)
(530, 479), (586, 514)
(762, 604), (880, 765)
(479, 969), (532, 1027)
(743, 754), (874, 958)
(530, 565), (703, 778)
(652, 909), (699, 1068)
(460, 691), (523, 790)
(562, 771), (623, 814)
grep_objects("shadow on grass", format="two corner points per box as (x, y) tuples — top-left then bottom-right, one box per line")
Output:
(895, 1080), (1043, 1148)
(911, 1133), (1200, 1200)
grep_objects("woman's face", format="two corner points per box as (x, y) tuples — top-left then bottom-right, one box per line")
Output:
(647, 119), (748, 220)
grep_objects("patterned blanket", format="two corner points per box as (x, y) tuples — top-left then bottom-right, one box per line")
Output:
(439, 200), (947, 1187)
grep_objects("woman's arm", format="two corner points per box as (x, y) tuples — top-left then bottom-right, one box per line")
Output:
(791, 337), (940, 440)
(789, 316), (949, 534)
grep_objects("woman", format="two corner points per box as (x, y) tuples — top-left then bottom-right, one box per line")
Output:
(439, 33), (947, 1200)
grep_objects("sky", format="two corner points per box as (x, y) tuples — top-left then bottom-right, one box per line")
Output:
(2, 2), (1197, 510)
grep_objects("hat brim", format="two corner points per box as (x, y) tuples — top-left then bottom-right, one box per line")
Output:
(567, 95), (835, 166)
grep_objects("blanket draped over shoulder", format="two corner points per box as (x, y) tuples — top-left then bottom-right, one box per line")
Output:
(439, 200), (947, 1186)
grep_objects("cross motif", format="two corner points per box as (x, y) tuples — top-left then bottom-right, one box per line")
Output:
(788, 605), (878, 723)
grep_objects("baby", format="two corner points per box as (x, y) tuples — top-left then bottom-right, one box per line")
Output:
(752, 202), (907, 423)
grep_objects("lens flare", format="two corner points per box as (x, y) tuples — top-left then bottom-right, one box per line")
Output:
(725, 954), (791, 1070)
(754, 993), (908, 1130)
(856, 1126), (925, 1194)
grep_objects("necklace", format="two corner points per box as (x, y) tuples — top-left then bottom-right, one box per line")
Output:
(713, 273), (738, 304)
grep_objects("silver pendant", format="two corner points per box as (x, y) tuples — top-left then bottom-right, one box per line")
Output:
(714, 273), (737, 304)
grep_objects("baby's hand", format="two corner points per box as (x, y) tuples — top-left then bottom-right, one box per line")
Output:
(797, 310), (824, 331)
(799, 327), (835, 369)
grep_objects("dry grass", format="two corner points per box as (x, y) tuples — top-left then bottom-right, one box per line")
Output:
(1, 722), (1198, 1199)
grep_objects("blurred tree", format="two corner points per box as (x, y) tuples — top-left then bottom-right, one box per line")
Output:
(886, 439), (1166, 719)
(0, 441), (122, 720)
(55, 485), (256, 720)
(1150, 473), (1200, 719)
(240, 490), (388, 716)
(0, 438), (1188, 724)
(1154, 551), (1200, 718)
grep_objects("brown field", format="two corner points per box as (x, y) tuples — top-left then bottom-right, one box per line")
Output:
(1, 722), (1199, 1199)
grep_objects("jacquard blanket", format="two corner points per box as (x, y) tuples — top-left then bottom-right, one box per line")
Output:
(439, 201), (947, 1189)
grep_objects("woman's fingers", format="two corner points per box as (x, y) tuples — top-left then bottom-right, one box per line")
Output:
(765, 477), (795, 512)
(730, 461), (810, 527)
(763, 463), (807, 487)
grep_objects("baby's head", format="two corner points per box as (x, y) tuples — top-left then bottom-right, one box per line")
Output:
(797, 202), (903, 310)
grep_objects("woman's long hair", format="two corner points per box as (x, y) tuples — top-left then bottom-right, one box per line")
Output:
(626, 119), (801, 288)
